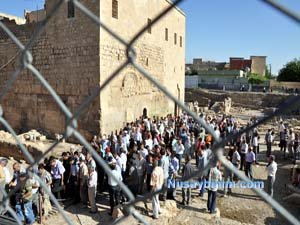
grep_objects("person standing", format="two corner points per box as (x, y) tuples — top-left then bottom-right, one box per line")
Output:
(197, 147), (208, 197)
(207, 162), (222, 214)
(68, 157), (80, 204)
(181, 155), (194, 205)
(136, 151), (146, 195)
(239, 140), (248, 171)
(15, 172), (35, 225)
(0, 160), (5, 215)
(245, 147), (256, 180)
(160, 149), (170, 201)
(265, 155), (277, 197)
(61, 152), (70, 199)
(175, 139), (185, 170)
(88, 167), (98, 213)
(38, 163), (52, 218)
(169, 151), (179, 199)
(0, 158), (11, 186)
(107, 159), (122, 216)
(252, 132), (259, 164)
(280, 129), (288, 158)
(265, 129), (274, 158)
(50, 158), (65, 200)
(224, 149), (234, 197)
(294, 133), (300, 162)
(231, 146), (241, 180)
(78, 157), (89, 207)
(150, 158), (164, 219)
(86, 152), (97, 171)
(288, 128), (295, 159)
(145, 155), (154, 193)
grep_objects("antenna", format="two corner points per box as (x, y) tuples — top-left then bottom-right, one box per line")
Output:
(37, 2), (38, 22)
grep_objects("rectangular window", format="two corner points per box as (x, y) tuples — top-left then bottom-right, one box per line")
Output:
(180, 36), (183, 47)
(165, 28), (168, 41)
(67, 0), (75, 18)
(112, 0), (118, 19)
(147, 18), (152, 34)
(174, 33), (177, 45)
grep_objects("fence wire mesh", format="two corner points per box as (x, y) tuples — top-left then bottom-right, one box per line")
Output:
(0, 0), (300, 225)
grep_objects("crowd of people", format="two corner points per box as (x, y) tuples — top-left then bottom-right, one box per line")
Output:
(0, 112), (299, 224)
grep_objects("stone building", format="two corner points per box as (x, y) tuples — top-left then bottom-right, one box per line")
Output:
(0, 0), (185, 139)
(186, 58), (228, 74)
(230, 56), (266, 76)
(186, 56), (266, 76)
(25, 9), (46, 23)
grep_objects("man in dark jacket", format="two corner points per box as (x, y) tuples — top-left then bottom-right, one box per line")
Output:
(181, 155), (194, 205)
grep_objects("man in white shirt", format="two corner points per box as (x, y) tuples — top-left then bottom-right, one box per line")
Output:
(88, 167), (98, 213)
(207, 162), (222, 214)
(121, 131), (129, 153)
(245, 147), (256, 180)
(0, 158), (11, 184)
(175, 139), (185, 169)
(150, 158), (164, 219)
(288, 128), (295, 159)
(140, 143), (149, 159)
(134, 127), (143, 148)
(266, 155), (277, 198)
(119, 148), (127, 179)
(108, 160), (122, 216)
(265, 129), (274, 158)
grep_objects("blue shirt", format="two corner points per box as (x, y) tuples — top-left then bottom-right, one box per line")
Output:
(245, 151), (256, 163)
(51, 160), (65, 179)
(170, 157), (179, 172)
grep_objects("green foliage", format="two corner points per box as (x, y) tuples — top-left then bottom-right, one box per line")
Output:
(248, 73), (267, 84)
(265, 65), (272, 79)
(277, 59), (300, 82)
(190, 69), (198, 75)
(185, 69), (198, 75)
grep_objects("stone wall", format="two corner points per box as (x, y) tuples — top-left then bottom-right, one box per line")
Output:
(99, 0), (185, 134)
(0, 142), (42, 162)
(0, 0), (100, 139)
(0, 0), (185, 139)
(185, 88), (296, 112)
(270, 80), (300, 90)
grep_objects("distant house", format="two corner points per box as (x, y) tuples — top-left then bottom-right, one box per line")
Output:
(186, 56), (267, 76)
(230, 56), (266, 76)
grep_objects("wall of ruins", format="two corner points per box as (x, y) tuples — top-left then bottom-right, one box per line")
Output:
(99, 0), (185, 134)
(185, 88), (294, 111)
(0, 0), (100, 139)
(270, 80), (300, 90)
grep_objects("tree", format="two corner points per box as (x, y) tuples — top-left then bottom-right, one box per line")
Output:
(248, 73), (267, 84)
(277, 59), (300, 82)
(265, 65), (272, 79)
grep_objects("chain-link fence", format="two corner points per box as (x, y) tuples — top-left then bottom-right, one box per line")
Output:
(0, 0), (300, 224)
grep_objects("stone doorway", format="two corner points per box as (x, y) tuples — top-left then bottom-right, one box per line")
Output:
(143, 108), (148, 118)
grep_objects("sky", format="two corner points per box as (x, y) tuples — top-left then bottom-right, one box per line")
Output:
(1, 0), (300, 75)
